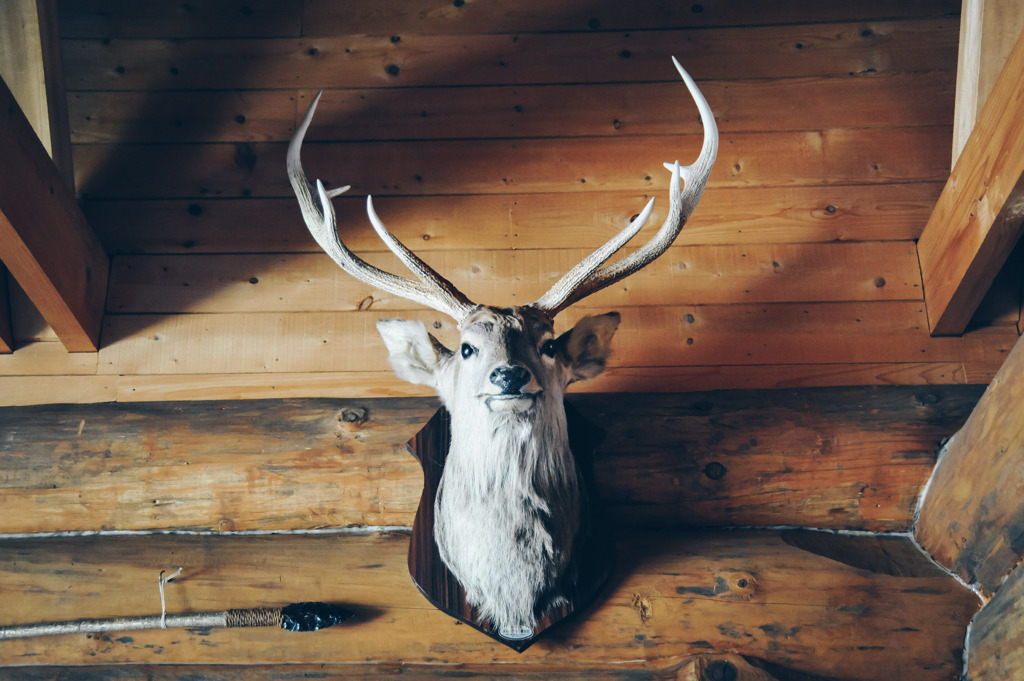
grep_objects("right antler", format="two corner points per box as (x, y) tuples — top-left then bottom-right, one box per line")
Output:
(530, 57), (718, 316)
(287, 92), (477, 322)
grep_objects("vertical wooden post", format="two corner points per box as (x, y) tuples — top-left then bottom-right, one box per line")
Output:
(0, 268), (12, 353)
(0, 75), (107, 352)
(952, 0), (1024, 166)
(0, 0), (75, 188)
(0, 1), (106, 352)
(915, 332), (1024, 594)
(918, 25), (1024, 336)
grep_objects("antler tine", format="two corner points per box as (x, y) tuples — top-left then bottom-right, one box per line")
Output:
(529, 196), (655, 313)
(532, 57), (718, 316)
(364, 195), (476, 314)
(288, 91), (476, 322)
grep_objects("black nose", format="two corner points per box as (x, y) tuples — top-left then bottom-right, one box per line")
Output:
(490, 366), (531, 394)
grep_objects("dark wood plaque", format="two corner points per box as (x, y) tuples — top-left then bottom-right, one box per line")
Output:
(405, 401), (614, 652)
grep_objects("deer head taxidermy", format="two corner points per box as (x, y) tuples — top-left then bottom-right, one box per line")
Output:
(288, 57), (717, 644)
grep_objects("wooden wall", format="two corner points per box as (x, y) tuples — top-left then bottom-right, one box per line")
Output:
(0, 0), (1019, 406)
(0, 386), (987, 678)
(6, 3), (1024, 675)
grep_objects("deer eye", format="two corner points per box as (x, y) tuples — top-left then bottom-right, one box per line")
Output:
(540, 339), (558, 358)
(460, 343), (478, 359)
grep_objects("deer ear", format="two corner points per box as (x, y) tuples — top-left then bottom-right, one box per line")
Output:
(376, 319), (452, 387)
(562, 312), (621, 382)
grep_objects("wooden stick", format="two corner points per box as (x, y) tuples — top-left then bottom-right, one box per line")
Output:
(0, 602), (354, 640)
(0, 568), (353, 640)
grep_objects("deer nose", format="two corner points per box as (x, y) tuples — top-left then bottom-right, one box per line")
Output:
(490, 366), (531, 394)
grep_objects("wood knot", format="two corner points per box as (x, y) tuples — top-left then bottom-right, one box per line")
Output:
(701, 659), (738, 681)
(339, 408), (366, 424)
(631, 593), (654, 624)
(724, 572), (757, 599)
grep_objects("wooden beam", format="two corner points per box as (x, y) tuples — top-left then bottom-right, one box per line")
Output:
(0, 658), (817, 680)
(0, 269), (12, 353)
(915, 332), (1024, 594)
(952, 0), (1024, 165)
(0, 0), (75, 189)
(0, 531), (978, 679)
(0, 74), (108, 352)
(919, 26), (1024, 336)
(968, 558), (1024, 679)
(0, 388), (982, 535)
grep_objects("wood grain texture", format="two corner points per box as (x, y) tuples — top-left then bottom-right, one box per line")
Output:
(95, 304), (1016, 378)
(104, 362), (991, 405)
(967, 559), (1024, 680)
(60, 21), (957, 91)
(0, 375), (115, 406)
(915, 333), (1024, 594)
(0, 655), (818, 681)
(0, 531), (978, 679)
(918, 27), (1024, 335)
(0, 388), (982, 535)
(56, 0), (304, 38)
(0, 268), (11, 353)
(57, 0), (961, 39)
(72, 127), (952, 200)
(0, 340), (96, 375)
(951, 0), (1024, 164)
(82, 183), (946, 256)
(0, 0), (75, 189)
(300, 0), (963, 36)
(66, 72), (954, 145)
(104, 242), (924, 314)
(0, 75), (107, 352)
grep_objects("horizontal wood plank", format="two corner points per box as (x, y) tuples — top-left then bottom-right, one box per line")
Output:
(67, 72), (954, 144)
(95, 304), (1016, 377)
(915, 332), (1024, 594)
(72, 127), (952, 200)
(0, 375), (115, 406)
(82, 183), (945, 255)
(60, 21), (958, 91)
(105, 242), (923, 314)
(55, 0), (961, 39)
(0, 359), (998, 407)
(0, 340), (97, 375)
(56, 0), (304, 38)
(0, 658), (819, 680)
(104, 362), (988, 405)
(301, 0), (963, 36)
(68, 89), (296, 145)
(0, 388), (982, 534)
(0, 531), (977, 680)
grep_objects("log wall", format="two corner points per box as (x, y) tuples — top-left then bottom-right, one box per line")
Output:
(0, 387), (983, 535)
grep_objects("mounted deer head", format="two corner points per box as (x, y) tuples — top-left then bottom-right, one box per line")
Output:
(288, 57), (717, 641)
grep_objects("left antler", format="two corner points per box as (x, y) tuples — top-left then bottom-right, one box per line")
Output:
(287, 92), (478, 323)
(530, 57), (718, 316)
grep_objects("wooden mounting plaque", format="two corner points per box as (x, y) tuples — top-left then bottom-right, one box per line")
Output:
(405, 402), (614, 652)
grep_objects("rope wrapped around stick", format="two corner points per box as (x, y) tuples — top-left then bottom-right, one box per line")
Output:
(0, 568), (354, 641)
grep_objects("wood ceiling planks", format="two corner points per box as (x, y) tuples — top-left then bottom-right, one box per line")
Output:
(2, 0), (1012, 404)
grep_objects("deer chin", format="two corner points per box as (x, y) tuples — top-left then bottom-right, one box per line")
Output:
(483, 392), (542, 414)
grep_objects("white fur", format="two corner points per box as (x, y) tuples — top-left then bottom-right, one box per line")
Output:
(378, 307), (619, 636)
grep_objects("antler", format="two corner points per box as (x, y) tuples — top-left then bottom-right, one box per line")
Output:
(530, 57), (719, 316)
(287, 92), (477, 322)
